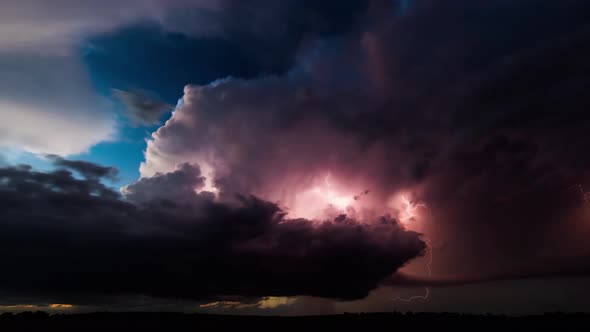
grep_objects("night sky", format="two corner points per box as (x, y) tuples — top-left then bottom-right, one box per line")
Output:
(1, 0), (590, 315)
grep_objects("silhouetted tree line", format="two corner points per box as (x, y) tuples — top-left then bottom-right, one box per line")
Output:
(1, 311), (590, 331)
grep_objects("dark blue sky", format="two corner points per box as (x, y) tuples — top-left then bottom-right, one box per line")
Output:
(73, 24), (269, 184)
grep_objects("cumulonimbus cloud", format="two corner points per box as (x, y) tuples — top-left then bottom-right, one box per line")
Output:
(2, 0), (590, 311)
(140, 0), (590, 281)
(0, 160), (425, 304)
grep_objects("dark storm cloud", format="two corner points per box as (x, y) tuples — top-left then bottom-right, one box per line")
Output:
(386, 257), (590, 288)
(122, 163), (207, 203)
(211, 0), (369, 74)
(0, 162), (425, 304)
(141, 0), (590, 283)
(47, 154), (119, 181)
(3, 0), (590, 313)
(83, 25), (261, 103)
(84, 1), (369, 102)
(369, 0), (590, 276)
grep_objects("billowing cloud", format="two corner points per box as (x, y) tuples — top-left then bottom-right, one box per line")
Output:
(122, 163), (206, 203)
(140, 0), (590, 285)
(0, 0), (369, 156)
(0, 160), (425, 304)
(3, 0), (590, 314)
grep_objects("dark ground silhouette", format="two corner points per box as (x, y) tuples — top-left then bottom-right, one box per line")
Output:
(1, 311), (589, 331)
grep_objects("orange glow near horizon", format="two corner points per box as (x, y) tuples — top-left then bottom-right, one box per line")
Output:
(49, 304), (73, 309)
(0, 303), (74, 312)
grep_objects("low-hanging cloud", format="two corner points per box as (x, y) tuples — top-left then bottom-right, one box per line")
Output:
(0, 160), (425, 304)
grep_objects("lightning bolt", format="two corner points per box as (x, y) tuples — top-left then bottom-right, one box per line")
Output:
(391, 243), (433, 303)
(391, 183), (589, 304)
(399, 195), (428, 223)
(391, 196), (432, 303)
(392, 287), (430, 303)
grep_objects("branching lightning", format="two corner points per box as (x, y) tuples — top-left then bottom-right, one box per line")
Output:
(392, 287), (430, 303)
(391, 241), (433, 303)
(391, 195), (432, 303)
(399, 195), (428, 224)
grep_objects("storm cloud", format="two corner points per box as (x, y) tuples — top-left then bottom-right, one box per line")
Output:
(2, 0), (590, 314)
(0, 160), (425, 303)
(1, 0), (365, 155)
(140, 0), (590, 282)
